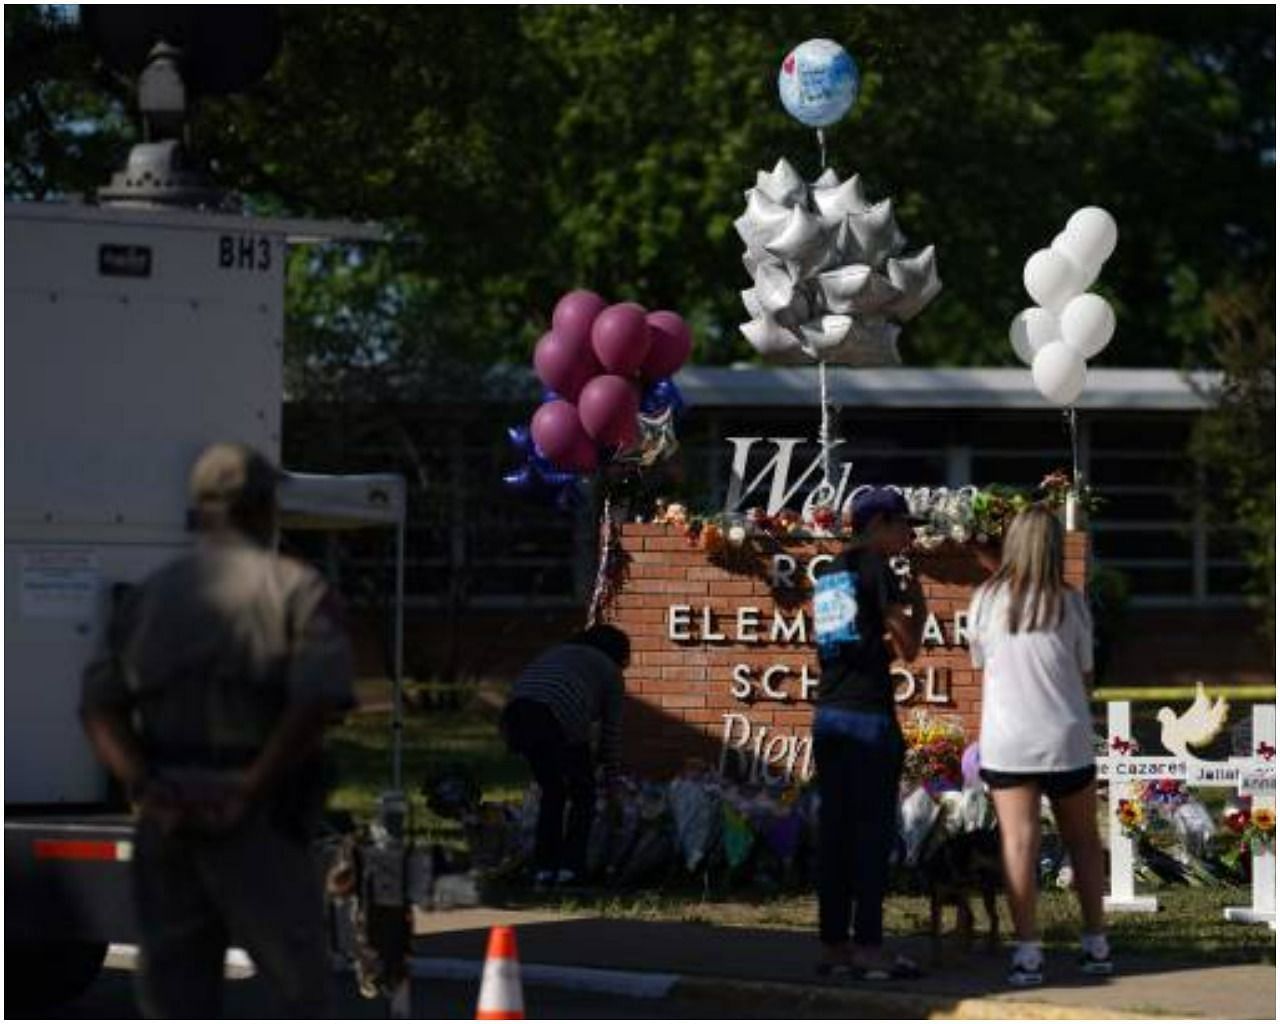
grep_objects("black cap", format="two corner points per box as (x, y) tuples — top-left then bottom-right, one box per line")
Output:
(849, 487), (927, 532)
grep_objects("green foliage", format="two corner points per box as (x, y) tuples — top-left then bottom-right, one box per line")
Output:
(4, 7), (1274, 379)
(1190, 276), (1277, 643)
(4, 5), (133, 198)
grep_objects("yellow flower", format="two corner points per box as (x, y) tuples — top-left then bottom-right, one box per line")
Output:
(1252, 808), (1276, 833)
(1117, 800), (1144, 828)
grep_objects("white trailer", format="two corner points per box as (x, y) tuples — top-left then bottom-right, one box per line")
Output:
(3, 200), (398, 1007)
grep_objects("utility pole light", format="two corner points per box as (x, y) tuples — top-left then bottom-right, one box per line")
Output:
(82, 7), (282, 209)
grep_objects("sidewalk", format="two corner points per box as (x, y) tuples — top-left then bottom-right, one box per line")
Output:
(412, 906), (1277, 1019)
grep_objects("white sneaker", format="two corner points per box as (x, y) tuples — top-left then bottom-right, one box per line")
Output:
(1080, 933), (1112, 975)
(1008, 952), (1044, 987)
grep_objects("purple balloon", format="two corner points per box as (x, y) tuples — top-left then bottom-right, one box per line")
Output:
(641, 310), (692, 380)
(591, 302), (651, 376)
(552, 289), (608, 350)
(577, 375), (640, 447)
(533, 330), (598, 402)
(961, 742), (981, 788)
(530, 400), (590, 469)
(565, 434), (599, 473)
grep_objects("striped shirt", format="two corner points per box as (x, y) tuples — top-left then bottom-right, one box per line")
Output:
(509, 643), (624, 770)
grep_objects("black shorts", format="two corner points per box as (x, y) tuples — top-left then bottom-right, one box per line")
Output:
(980, 764), (1097, 799)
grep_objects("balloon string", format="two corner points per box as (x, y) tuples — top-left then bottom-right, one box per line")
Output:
(587, 492), (614, 627)
(816, 128), (828, 171)
(819, 360), (833, 488)
(1066, 407), (1081, 489)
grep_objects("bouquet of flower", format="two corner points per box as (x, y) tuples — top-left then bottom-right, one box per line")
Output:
(969, 487), (1032, 543)
(1139, 777), (1189, 812)
(902, 487), (978, 551)
(1037, 469), (1103, 517)
(1116, 797), (1147, 840)
(1223, 799), (1276, 855)
(900, 712), (966, 794)
(1115, 777), (1190, 841)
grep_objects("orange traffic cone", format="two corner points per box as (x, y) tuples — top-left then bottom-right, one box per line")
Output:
(475, 925), (525, 1020)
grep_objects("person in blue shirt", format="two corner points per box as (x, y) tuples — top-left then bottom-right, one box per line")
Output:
(812, 487), (927, 980)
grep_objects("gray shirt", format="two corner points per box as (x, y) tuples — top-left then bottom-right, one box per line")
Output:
(82, 537), (355, 765)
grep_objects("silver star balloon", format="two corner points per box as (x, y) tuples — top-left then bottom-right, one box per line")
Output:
(616, 407), (680, 468)
(735, 162), (940, 368)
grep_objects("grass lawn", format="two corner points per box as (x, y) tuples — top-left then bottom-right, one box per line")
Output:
(328, 694), (1275, 965)
(325, 680), (525, 844)
(495, 885), (1276, 965)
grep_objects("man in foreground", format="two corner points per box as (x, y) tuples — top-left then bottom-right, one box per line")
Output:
(80, 443), (354, 1017)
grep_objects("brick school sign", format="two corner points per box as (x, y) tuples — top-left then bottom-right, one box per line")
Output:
(610, 524), (1088, 782)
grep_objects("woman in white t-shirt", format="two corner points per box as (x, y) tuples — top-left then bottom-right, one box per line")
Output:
(967, 505), (1109, 987)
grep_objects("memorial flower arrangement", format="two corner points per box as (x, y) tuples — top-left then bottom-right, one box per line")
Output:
(1116, 798), (1147, 840)
(900, 712), (966, 794)
(1114, 778), (1190, 841)
(651, 469), (1095, 562)
(1223, 800), (1276, 855)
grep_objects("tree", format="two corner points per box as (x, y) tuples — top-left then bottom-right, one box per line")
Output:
(1190, 275), (1276, 646)
(5, 6), (1274, 375)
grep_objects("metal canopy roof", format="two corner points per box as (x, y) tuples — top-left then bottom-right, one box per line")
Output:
(672, 366), (1222, 412)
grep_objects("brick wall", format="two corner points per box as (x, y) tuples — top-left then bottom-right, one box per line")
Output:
(608, 523), (1088, 781)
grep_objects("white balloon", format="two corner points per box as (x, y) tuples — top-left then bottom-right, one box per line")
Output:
(1064, 206), (1118, 268)
(1009, 307), (1059, 366)
(1023, 248), (1085, 312)
(1060, 293), (1115, 359)
(1050, 232), (1100, 290)
(1031, 340), (1087, 406)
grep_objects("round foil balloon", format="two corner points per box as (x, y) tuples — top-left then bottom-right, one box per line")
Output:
(778, 39), (859, 128)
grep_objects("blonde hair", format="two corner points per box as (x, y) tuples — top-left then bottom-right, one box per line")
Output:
(982, 504), (1067, 633)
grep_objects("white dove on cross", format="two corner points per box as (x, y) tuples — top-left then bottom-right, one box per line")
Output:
(1157, 682), (1230, 759)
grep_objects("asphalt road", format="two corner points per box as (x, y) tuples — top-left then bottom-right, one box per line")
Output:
(46, 965), (799, 1020)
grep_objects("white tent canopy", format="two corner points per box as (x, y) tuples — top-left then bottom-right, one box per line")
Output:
(279, 471), (408, 790)
(278, 472), (406, 529)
